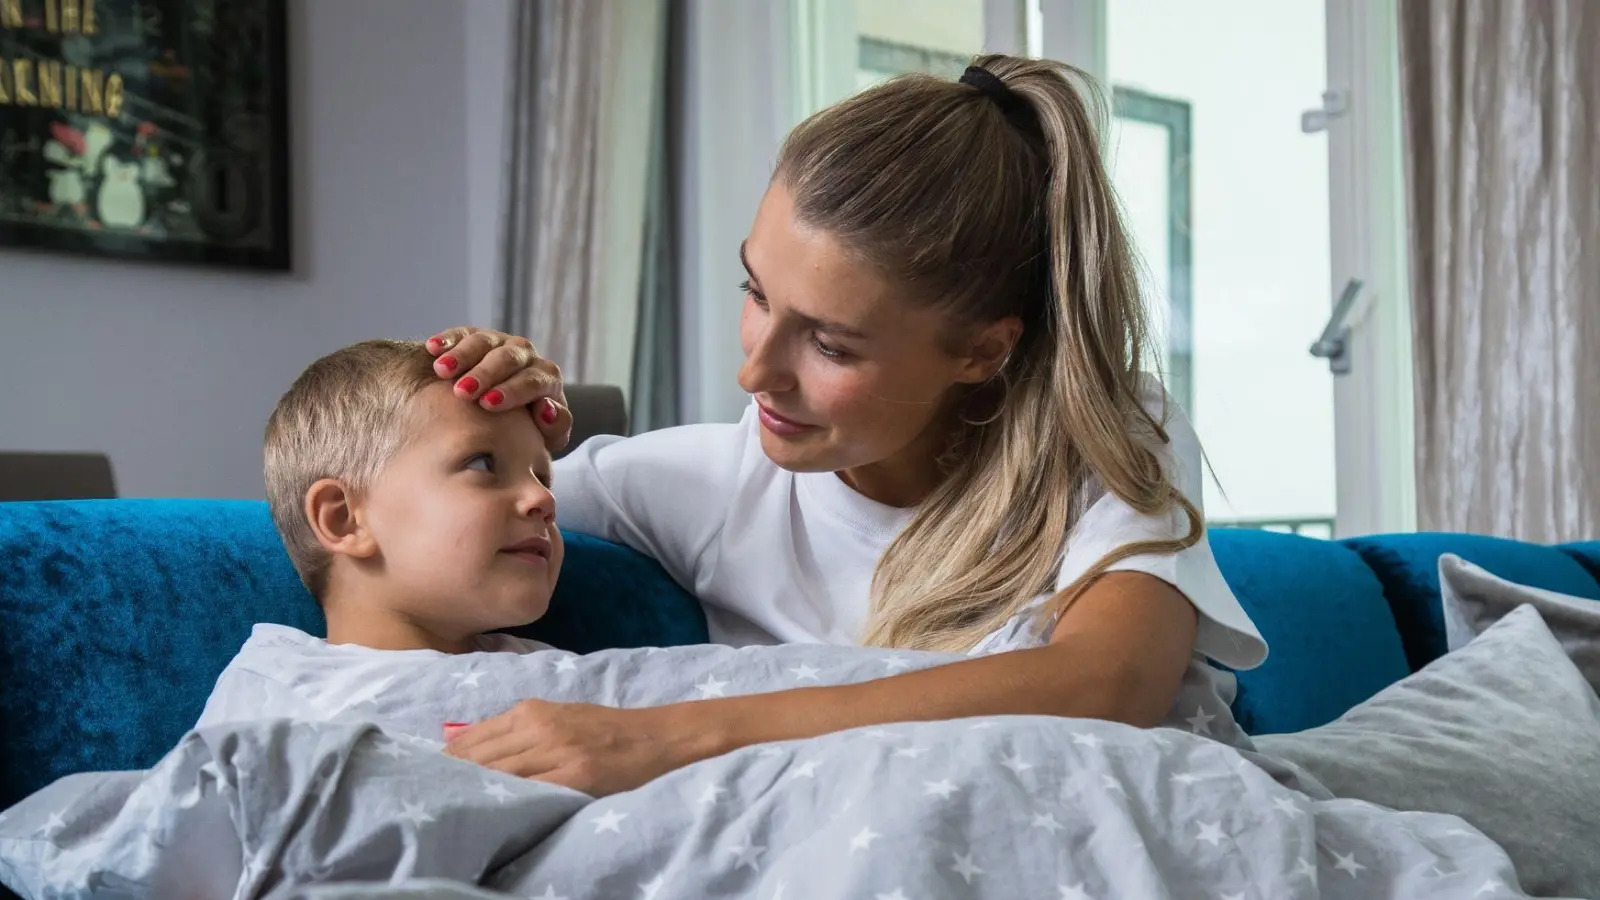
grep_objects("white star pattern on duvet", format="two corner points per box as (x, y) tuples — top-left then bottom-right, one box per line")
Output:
(530, 886), (565, 900)
(694, 782), (725, 808)
(893, 746), (928, 759)
(1195, 821), (1226, 847)
(1185, 705), (1215, 735)
(1475, 879), (1503, 896)
(38, 811), (65, 835)
(1333, 850), (1366, 877)
(850, 826), (881, 852)
(1000, 752), (1033, 777)
(1071, 732), (1103, 750)
(950, 850), (983, 884)
(553, 655), (577, 673)
(881, 656), (912, 673)
(1058, 883), (1091, 900)
(726, 838), (764, 871)
(483, 780), (514, 803)
(1031, 812), (1064, 834)
(591, 809), (628, 834)
(789, 663), (820, 682)
(696, 675), (729, 698)
(639, 873), (665, 898)
(450, 670), (483, 689)
(1272, 796), (1301, 816)
(373, 740), (408, 760)
(1293, 858), (1318, 880)
(788, 760), (821, 780)
(397, 801), (434, 827)
(923, 779), (958, 799)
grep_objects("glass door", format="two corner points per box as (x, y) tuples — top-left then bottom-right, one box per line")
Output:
(1102, 0), (1338, 536)
(783, 0), (1415, 537)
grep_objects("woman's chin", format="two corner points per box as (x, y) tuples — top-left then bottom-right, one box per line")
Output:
(758, 429), (837, 473)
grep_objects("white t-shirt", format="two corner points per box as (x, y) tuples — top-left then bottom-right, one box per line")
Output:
(553, 380), (1267, 670)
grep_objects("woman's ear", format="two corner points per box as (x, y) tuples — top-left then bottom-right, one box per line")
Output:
(955, 316), (1024, 384)
(304, 478), (379, 560)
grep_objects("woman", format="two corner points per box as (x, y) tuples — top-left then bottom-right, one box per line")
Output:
(431, 55), (1266, 796)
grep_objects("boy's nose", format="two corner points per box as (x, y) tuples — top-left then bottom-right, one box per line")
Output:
(519, 471), (556, 521)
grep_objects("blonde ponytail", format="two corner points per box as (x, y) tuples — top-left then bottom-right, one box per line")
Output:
(776, 55), (1200, 653)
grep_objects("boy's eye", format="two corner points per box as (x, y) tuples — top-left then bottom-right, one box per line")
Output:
(465, 453), (495, 473)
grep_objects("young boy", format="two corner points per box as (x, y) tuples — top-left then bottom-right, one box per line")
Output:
(197, 339), (565, 734)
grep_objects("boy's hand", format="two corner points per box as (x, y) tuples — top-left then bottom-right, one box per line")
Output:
(426, 326), (573, 452)
(444, 699), (715, 797)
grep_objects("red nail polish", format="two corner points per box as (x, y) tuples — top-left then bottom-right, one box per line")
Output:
(426, 337), (441, 350)
(443, 721), (469, 728)
(456, 376), (480, 394)
(438, 356), (458, 372)
(539, 400), (559, 424)
(482, 390), (504, 407)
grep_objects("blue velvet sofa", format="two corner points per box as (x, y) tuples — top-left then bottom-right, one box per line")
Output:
(3, 498), (1599, 816)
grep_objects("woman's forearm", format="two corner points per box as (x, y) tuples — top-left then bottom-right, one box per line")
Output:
(680, 636), (1161, 760)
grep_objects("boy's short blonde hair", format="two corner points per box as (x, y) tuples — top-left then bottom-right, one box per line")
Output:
(264, 340), (438, 598)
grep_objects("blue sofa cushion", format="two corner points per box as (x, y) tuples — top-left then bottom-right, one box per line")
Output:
(1208, 529), (1411, 735)
(0, 499), (706, 810)
(1561, 541), (1600, 586)
(1343, 533), (1600, 671)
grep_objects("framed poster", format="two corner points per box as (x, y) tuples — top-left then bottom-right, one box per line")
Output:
(0, 0), (289, 270)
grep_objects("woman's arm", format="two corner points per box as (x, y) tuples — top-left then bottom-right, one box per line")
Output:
(692, 571), (1198, 752)
(445, 572), (1198, 795)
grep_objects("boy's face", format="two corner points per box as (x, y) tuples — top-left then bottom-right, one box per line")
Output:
(357, 383), (563, 635)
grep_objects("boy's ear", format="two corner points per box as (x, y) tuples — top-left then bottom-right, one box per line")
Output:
(304, 478), (379, 560)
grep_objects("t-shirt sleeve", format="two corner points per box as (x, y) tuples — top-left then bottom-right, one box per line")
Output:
(1054, 381), (1268, 670)
(551, 419), (750, 591)
(196, 662), (322, 729)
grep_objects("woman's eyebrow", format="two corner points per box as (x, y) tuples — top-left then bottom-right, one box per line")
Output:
(740, 241), (869, 340)
(739, 241), (760, 286)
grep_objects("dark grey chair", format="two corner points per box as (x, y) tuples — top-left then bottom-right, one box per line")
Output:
(0, 452), (117, 501)
(560, 384), (629, 458)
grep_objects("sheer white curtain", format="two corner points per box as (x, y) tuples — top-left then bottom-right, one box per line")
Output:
(1400, 0), (1600, 541)
(498, 0), (667, 392)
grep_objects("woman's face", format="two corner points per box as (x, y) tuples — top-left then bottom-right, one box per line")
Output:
(737, 183), (1017, 502)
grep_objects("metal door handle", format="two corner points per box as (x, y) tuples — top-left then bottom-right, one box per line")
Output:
(1310, 279), (1364, 375)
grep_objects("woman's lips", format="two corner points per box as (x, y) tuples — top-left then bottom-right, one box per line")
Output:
(756, 403), (816, 438)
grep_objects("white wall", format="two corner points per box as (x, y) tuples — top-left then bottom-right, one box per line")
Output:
(0, 0), (506, 499)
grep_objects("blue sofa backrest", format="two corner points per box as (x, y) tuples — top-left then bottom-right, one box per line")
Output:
(2, 499), (1597, 811)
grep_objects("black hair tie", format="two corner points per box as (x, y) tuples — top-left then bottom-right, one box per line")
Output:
(959, 65), (1030, 121)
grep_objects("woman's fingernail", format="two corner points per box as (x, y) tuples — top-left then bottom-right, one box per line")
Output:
(538, 399), (559, 424)
(482, 390), (504, 407)
(426, 337), (441, 351)
(457, 376), (480, 395)
(438, 356), (459, 372)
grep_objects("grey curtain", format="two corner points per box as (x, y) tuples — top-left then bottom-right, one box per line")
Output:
(498, 0), (606, 380)
(1399, 0), (1600, 541)
(630, 0), (683, 432)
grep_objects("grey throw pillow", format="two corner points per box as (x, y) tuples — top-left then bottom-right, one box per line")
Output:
(1440, 552), (1600, 693)
(1253, 605), (1600, 898)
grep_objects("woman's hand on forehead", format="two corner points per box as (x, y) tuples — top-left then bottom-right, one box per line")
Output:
(426, 327), (573, 453)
